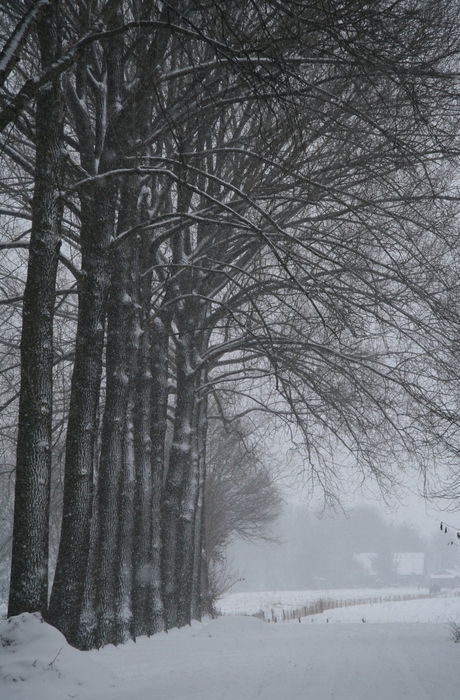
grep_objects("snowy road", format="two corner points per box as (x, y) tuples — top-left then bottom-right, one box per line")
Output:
(3, 600), (460, 699)
(90, 616), (460, 700)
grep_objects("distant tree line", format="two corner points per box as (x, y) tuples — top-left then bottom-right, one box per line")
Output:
(229, 504), (428, 591)
(2, 0), (460, 649)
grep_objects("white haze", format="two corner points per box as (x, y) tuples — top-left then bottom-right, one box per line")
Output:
(226, 500), (460, 594)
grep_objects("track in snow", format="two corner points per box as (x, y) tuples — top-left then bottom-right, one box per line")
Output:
(90, 615), (459, 700)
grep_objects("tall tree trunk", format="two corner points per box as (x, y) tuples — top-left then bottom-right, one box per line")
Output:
(93, 191), (134, 648)
(113, 387), (136, 644)
(147, 308), (171, 634)
(76, 478), (99, 650)
(199, 538), (214, 618)
(8, 0), (63, 618)
(113, 230), (145, 644)
(131, 235), (155, 638)
(160, 355), (193, 629)
(190, 378), (208, 621)
(161, 293), (199, 629)
(175, 378), (201, 628)
(132, 323), (152, 638)
(48, 13), (125, 646)
(48, 173), (116, 646)
(176, 340), (211, 627)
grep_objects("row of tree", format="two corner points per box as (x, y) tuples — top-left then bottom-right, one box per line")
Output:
(2, 0), (460, 649)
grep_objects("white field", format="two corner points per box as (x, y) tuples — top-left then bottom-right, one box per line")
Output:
(2, 589), (460, 699)
(216, 586), (435, 618)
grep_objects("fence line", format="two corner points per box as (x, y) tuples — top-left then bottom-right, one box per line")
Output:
(251, 592), (434, 623)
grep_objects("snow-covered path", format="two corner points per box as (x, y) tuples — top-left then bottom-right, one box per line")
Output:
(89, 616), (459, 700)
(2, 596), (460, 699)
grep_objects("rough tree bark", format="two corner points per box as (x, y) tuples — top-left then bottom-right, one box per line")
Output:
(8, 0), (63, 618)
(93, 185), (136, 647)
(131, 310), (153, 638)
(190, 373), (209, 621)
(49, 1), (177, 645)
(47, 47), (122, 644)
(161, 293), (198, 629)
(147, 306), (171, 634)
(47, 167), (116, 646)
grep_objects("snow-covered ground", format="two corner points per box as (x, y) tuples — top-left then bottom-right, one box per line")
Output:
(296, 594), (460, 623)
(2, 591), (460, 699)
(216, 586), (434, 618)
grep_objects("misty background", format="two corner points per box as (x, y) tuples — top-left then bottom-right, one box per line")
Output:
(225, 502), (460, 594)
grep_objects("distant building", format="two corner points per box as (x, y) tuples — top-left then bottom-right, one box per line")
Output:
(427, 568), (460, 590)
(393, 553), (426, 579)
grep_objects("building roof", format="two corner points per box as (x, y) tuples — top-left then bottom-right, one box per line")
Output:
(393, 552), (425, 576)
(428, 568), (460, 580)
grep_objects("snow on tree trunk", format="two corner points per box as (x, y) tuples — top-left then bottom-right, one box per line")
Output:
(175, 394), (200, 628)
(8, 0), (63, 619)
(48, 175), (115, 646)
(113, 230), (144, 644)
(131, 234), (156, 638)
(93, 198), (133, 648)
(176, 360), (211, 627)
(113, 390), (136, 644)
(147, 310), (171, 634)
(191, 381), (208, 621)
(75, 483), (99, 651)
(49, 11), (133, 646)
(132, 323), (153, 638)
(161, 304), (197, 630)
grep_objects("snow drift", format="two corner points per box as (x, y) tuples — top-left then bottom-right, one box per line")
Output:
(0, 612), (115, 700)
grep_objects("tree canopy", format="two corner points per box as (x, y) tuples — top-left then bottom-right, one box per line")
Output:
(2, 0), (460, 648)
